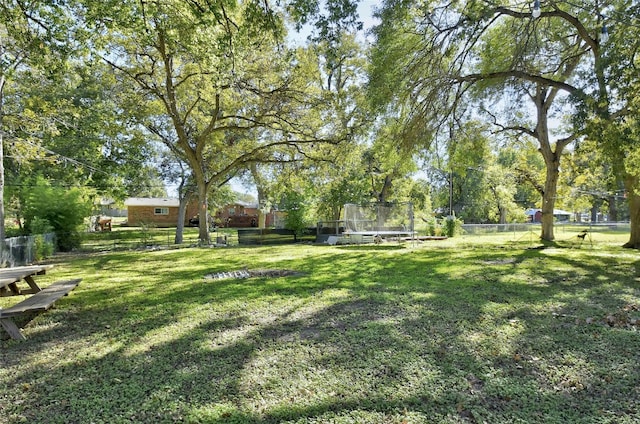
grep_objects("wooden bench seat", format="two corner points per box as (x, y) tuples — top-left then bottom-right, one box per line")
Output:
(0, 279), (81, 340)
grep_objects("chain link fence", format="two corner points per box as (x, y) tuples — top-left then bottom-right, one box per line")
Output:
(0, 233), (56, 266)
(459, 222), (631, 245)
(461, 222), (630, 235)
(79, 227), (238, 252)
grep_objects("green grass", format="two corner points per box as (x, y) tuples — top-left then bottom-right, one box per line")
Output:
(1, 237), (639, 423)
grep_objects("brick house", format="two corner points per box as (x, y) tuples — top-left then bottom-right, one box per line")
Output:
(524, 208), (572, 223)
(214, 202), (260, 227)
(124, 198), (199, 227)
(214, 201), (284, 228)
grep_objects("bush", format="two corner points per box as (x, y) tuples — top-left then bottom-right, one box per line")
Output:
(33, 234), (55, 261)
(423, 217), (441, 236)
(29, 217), (55, 260)
(22, 180), (93, 252)
(29, 216), (54, 234)
(139, 221), (157, 246)
(443, 216), (463, 237)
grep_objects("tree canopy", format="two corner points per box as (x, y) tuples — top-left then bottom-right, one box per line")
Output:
(368, 0), (640, 245)
(2, 0), (640, 249)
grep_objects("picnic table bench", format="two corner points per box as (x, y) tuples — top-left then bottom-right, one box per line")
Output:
(0, 265), (80, 340)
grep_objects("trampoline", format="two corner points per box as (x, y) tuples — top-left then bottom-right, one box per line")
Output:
(342, 202), (415, 243)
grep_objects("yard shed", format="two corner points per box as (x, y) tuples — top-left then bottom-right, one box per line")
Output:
(124, 198), (198, 227)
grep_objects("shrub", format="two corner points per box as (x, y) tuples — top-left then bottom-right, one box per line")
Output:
(139, 221), (157, 246)
(423, 217), (441, 236)
(29, 217), (56, 260)
(22, 180), (93, 252)
(443, 216), (463, 237)
(29, 216), (54, 234)
(33, 234), (55, 261)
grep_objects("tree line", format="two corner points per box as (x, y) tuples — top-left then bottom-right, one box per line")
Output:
(1, 0), (638, 249)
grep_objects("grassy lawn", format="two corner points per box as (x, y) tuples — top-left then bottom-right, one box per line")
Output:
(1, 234), (639, 423)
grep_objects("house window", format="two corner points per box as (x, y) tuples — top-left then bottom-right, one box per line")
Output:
(154, 207), (169, 215)
(228, 207), (235, 216)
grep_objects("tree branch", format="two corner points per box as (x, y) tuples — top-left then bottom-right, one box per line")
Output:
(494, 6), (597, 51)
(455, 70), (582, 98)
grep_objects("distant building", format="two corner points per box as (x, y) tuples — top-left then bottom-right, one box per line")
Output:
(124, 198), (198, 227)
(214, 201), (283, 228)
(525, 208), (572, 223)
(96, 198), (127, 217)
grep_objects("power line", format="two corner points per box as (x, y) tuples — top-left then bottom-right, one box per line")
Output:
(18, 140), (113, 178)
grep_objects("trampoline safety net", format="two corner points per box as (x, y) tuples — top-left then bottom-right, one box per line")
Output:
(343, 202), (414, 235)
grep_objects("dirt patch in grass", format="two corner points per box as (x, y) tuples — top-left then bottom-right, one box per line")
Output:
(203, 268), (306, 280)
(480, 258), (517, 265)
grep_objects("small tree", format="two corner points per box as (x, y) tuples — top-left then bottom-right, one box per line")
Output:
(282, 190), (312, 242)
(22, 179), (93, 251)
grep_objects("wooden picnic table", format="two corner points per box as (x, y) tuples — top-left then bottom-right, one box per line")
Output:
(0, 265), (81, 340)
(0, 264), (54, 297)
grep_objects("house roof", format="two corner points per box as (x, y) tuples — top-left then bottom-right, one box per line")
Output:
(125, 197), (180, 207)
(96, 197), (115, 206)
(524, 208), (572, 216)
(231, 201), (259, 208)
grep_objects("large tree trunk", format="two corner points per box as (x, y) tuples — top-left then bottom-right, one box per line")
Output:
(590, 204), (599, 222)
(174, 175), (191, 244)
(607, 195), (618, 222)
(623, 175), (640, 249)
(197, 182), (209, 243)
(377, 175), (393, 203)
(498, 205), (507, 225)
(0, 75), (6, 246)
(539, 140), (561, 242)
(258, 206), (266, 228)
(174, 197), (187, 244)
(534, 84), (571, 243)
(540, 166), (558, 241)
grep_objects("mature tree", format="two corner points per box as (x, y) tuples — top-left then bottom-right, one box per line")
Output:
(588, 113), (640, 242)
(436, 121), (522, 223)
(580, 1), (640, 247)
(408, 178), (432, 217)
(7, 59), (164, 200)
(245, 31), (371, 224)
(447, 122), (492, 222)
(1, 4), (161, 245)
(500, 142), (544, 212)
(158, 151), (195, 244)
(303, 33), (372, 220)
(0, 1), (76, 242)
(369, 1), (621, 242)
(80, 1), (360, 243)
(247, 162), (273, 228)
(315, 165), (371, 220)
(360, 115), (419, 204)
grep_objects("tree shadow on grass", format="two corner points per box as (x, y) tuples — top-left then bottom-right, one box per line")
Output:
(336, 244), (407, 251)
(2, 246), (640, 423)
